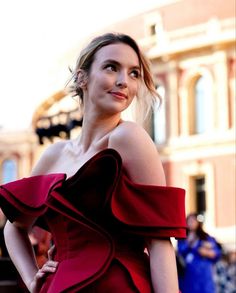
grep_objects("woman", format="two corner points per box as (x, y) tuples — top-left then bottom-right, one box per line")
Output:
(177, 213), (221, 293)
(0, 33), (186, 293)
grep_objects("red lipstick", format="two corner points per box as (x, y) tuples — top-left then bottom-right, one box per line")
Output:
(109, 91), (127, 99)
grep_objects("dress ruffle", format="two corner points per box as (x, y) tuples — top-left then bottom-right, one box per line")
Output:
(0, 173), (65, 222)
(112, 173), (186, 238)
(0, 148), (186, 292)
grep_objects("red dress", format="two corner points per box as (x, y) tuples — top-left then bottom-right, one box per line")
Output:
(0, 149), (186, 292)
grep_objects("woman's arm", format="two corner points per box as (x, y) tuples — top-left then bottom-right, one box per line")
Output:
(4, 219), (38, 290)
(148, 239), (179, 293)
(4, 220), (58, 292)
(3, 144), (61, 292)
(109, 121), (180, 293)
(198, 238), (221, 260)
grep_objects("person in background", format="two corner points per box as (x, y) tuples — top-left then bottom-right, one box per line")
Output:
(0, 32), (186, 293)
(214, 244), (236, 293)
(177, 213), (222, 293)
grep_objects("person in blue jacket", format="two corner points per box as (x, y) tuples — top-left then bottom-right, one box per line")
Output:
(177, 213), (222, 293)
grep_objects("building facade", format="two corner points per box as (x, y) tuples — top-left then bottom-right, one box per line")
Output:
(126, 0), (235, 246)
(0, 0), (235, 250)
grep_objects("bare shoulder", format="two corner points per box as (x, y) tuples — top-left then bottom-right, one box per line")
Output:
(109, 121), (166, 185)
(31, 140), (67, 176)
(109, 121), (156, 156)
(111, 121), (147, 137)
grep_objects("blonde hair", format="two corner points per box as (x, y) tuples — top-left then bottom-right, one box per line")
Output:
(66, 32), (160, 123)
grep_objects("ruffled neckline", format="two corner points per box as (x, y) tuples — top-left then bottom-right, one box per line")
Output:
(64, 148), (122, 182)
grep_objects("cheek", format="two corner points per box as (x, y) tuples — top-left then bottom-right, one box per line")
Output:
(188, 220), (198, 230)
(93, 74), (115, 92)
(102, 74), (116, 89)
(88, 71), (110, 88)
(130, 81), (140, 97)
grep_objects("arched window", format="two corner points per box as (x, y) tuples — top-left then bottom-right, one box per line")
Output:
(2, 159), (17, 184)
(152, 85), (166, 144)
(192, 75), (212, 134)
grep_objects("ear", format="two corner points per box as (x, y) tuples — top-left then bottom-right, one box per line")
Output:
(77, 69), (88, 89)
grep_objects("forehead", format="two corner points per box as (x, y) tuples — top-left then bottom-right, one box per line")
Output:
(187, 216), (197, 223)
(94, 43), (140, 67)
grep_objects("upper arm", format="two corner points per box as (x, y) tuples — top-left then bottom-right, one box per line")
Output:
(12, 143), (64, 228)
(109, 122), (166, 186)
(11, 143), (63, 228)
(31, 142), (63, 176)
(3, 144), (64, 230)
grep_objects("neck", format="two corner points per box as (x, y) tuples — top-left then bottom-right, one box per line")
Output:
(75, 113), (121, 153)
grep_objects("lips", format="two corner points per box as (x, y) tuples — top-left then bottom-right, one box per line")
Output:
(109, 91), (127, 99)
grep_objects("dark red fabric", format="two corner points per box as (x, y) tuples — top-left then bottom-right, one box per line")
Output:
(0, 148), (186, 292)
(112, 172), (186, 238)
(0, 173), (65, 220)
(78, 260), (138, 293)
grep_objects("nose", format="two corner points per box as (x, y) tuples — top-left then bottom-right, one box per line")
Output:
(116, 72), (128, 88)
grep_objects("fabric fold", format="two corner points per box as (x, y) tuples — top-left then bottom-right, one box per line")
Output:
(0, 173), (65, 222)
(111, 173), (186, 238)
(0, 148), (186, 292)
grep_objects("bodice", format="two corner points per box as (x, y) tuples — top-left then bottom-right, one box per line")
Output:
(0, 148), (187, 293)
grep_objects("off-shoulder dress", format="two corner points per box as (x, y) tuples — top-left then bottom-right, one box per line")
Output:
(0, 149), (186, 293)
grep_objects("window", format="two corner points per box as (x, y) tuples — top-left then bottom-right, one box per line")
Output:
(149, 24), (156, 36)
(152, 85), (166, 144)
(191, 75), (212, 134)
(2, 159), (17, 184)
(184, 163), (215, 229)
(194, 176), (206, 215)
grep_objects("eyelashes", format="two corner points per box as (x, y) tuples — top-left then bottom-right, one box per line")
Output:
(103, 63), (140, 79)
(130, 70), (140, 78)
(103, 64), (116, 71)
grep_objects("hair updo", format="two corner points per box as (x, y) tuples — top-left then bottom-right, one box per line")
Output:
(67, 32), (160, 123)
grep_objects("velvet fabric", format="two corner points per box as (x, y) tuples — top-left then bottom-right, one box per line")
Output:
(0, 149), (186, 292)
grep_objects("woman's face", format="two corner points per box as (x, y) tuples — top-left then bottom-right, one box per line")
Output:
(83, 43), (141, 116)
(187, 215), (199, 231)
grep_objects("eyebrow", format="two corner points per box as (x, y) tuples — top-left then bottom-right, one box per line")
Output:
(102, 59), (141, 71)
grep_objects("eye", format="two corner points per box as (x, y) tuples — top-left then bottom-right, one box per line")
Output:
(104, 64), (117, 72)
(130, 69), (140, 79)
